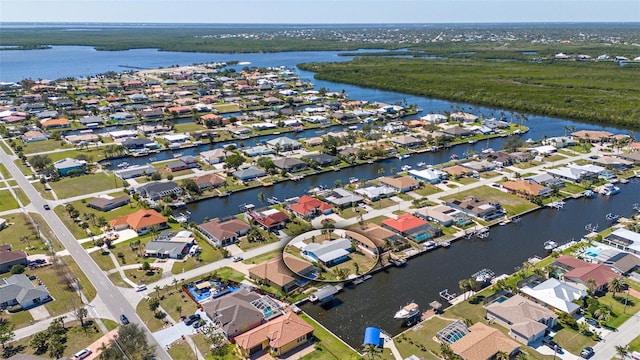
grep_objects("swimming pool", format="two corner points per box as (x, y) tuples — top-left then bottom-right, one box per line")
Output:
(584, 246), (603, 258)
(412, 232), (432, 242)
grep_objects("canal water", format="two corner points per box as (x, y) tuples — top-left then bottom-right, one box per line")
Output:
(300, 181), (640, 348)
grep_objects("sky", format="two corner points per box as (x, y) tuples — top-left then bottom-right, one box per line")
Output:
(1, 0), (639, 24)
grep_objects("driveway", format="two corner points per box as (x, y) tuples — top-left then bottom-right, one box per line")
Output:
(153, 309), (211, 348)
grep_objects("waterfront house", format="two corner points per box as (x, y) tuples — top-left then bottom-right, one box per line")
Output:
(450, 112), (479, 123)
(604, 228), (640, 255)
(53, 158), (87, 176)
(443, 126), (472, 138)
(553, 255), (622, 293)
(246, 208), (289, 231)
(198, 218), (250, 247)
(165, 160), (189, 172)
(445, 196), (504, 221)
(461, 160), (495, 172)
(233, 166), (266, 181)
(200, 148), (227, 164)
(420, 113), (447, 123)
(144, 230), (194, 259)
(353, 223), (403, 254)
(242, 145), (274, 157)
(273, 158), (308, 173)
(321, 188), (364, 209)
(408, 168), (446, 184)
(524, 173), (565, 188)
(109, 129), (138, 140)
(571, 130), (614, 143)
(21, 130), (47, 143)
(0, 246), (28, 274)
(392, 135), (424, 149)
(289, 195), (333, 218)
(266, 136), (301, 151)
(382, 213), (442, 242)
(248, 254), (310, 293)
(547, 163), (604, 182)
(65, 133), (100, 145)
(520, 278), (586, 314)
(163, 134), (190, 144)
(87, 195), (130, 212)
(481, 151), (514, 167)
(448, 322), (520, 360)
(108, 112), (135, 121)
(202, 289), (265, 339)
(598, 251), (640, 276)
(528, 145), (557, 156)
(194, 173), (226, 190)
(137, 181), (183, 200)
(501, 180), (553, 198)
(41, 118), (70, 129)
(114, 164), (156, 179)
(109, 209), (168, 234)
(379, 176), (420, 192)
(121, 137), (155, 150)
(414, 205), (457, 227)
(441, 165), (473, 178)
(234, 312), (314, 358)
(303, 153), (340, 167)
(0, 274), (52, 310)
(355, 185), (396, 201)
(302, 238), (352, 267)
(304, 137), (324, 147)
(485, 294), (557, 345)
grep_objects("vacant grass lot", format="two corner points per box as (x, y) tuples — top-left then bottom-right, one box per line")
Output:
(48, 173), (121, 199)
(0, 213), (59, 255)
(54, 192), (132, 239)
(22, 139), (73, 154)
(0, 189), (19, 211)
(441, 185), (538, 215)
(299, 312), (359, 360)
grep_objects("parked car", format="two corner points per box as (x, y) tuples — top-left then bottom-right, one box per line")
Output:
(120, 314), (129, 325)
(73, 348), (92, 360)
(185, 314), (200, 326)
(542, 338), (562, 352)
(584, 317), (600, 328)
(232, 256), (243, 262)
(580, 347), (594, 358)
(136, 285), (147, 292)
(43, 204), (50, 210)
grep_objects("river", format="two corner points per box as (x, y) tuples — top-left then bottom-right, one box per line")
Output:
(301, 181), (640, 347)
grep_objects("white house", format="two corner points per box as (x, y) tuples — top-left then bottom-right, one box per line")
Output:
(520, 278), (586, 314)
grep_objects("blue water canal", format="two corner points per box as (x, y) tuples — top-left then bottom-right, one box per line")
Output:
(2, 44), (639, 348)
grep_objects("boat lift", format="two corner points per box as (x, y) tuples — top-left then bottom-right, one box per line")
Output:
(439, 289), (456, 303)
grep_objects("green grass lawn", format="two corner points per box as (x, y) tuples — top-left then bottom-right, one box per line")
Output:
(22, 139), (74, 154)
(0, 213), (57, 255)
(560, 183), (586, 195)
(0, 189), (19, 211)
(0, 141), (12, 155)
(629, 333), (640, 352)
(414, 185), (442, 197)
(237, 227), (279, 251)
(455, 177), (479, 185)
(173, 122), (205, 133)
(13, 159), (33, 177)
(13, 188), (30, 206)
(212, 103), (240, 113)
(215, 266), (246, 283)
(299, 312), (359, 360)
(596, 291), (640, 329)
(394, 316), (453, 359)
(125, 268), (162, 285)
(171, 239), (224, 274)
(0, 163), (11, 179)
(24, 262), (85, 317)
(7, 308), (34, 330)
(55, 192), (134, 238)
(48, 173), (121, 199)
(441, 185), (538, 215)
(90, 250), (117, 271)
(242, 248), (282, 265)
(553, 327), (597, 356)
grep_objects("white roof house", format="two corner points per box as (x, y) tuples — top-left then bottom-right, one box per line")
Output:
(163, 134), (191, 143)
(109, 129), (138, 139)
(528, 145), (557, 156)
(355, 185), (395, 200)
(420, 113), (447, 123)
(408, 168), (446, 184)
(521, 278), (586, 314)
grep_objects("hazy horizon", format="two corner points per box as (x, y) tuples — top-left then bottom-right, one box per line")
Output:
(2, 1), (639, 24)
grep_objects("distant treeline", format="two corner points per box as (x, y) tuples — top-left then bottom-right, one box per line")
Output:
(298, 57), (640, 128)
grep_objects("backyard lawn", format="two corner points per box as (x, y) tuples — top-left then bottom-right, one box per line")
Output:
(441, 185), (538, 215)
(299, 312), (359, 360)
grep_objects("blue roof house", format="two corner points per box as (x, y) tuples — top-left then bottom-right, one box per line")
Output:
(53, 158), (87, 176)
(302, 238), (352, 267)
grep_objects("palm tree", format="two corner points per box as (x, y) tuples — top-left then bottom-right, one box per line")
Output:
(362, 343), (382, 360)
(495, 351), (509, 360)
(586, 278), (597, 295)
(593, 304), (612, 323)
(615, 345), (629, 360)
(458, 279), (470, 300)
(608, 277), (625, 298)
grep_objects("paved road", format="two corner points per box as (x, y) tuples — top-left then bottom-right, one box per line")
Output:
(0, 142), (172, 360)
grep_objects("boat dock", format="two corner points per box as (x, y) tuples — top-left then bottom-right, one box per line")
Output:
(439, 289), (457, 303)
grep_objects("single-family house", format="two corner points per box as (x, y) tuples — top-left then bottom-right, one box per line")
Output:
(302, 238), (352, 267)
(246, 209), (289, 231)
(379, 176), (420, 192)
(420, 113), (447, 123)
(198, 218), (250, 247)
(408, 168), (446, 184)
(289, 195), (333, 218)
(109, 112), (135, 121)
(353, 223), (404, 254)
(202, 289), (265, 338)
(485, 294), (557, 345)
(520, 278), (586, 314)
(441, 165), (472, 178)
(234, 312), (314, 358)
(443, 126), (472, 137)
(114, 164), (156, 179)
(449, 322), (520, 360)
(461, 160), (495, 172)
(242, 145), (274, 157)
(21, 130), (47, 143)
(53, 158), (87, 176)
(445, 196), (504, 221)
(450, 112), (479, 123)
(248, 255), (308, 293)
(273, 158), (308, 172)
(200, 148), (227, 165)
(355, 185), (396, 201)
(233, 166), (266, 181)
(603, 228), (640, 255)
(481, 151), (514, 167)
(137, 181), (183, 200)
(553, 255), (623, 293)
(321, 188), (364, 208)
(41, 118), (70, 129)
(0, 246), (28, 273)
(571, 130), (614, 143)
(144, 230), (195, 259)
(0, 274), (52, 310)
(414, 205), (457, 227)
(303, 154), (340, 167)
(524, 173), (565, 188)
(382, 213), (442, 242)
(194, 174), (226, 190)
(392, 135), (424, 149)
(266, 136), (301, 151)
(87, 195), (130, 212)
(109, 209), (168, 234)
(121, 137), (155, 150)
(501, 180), (554, 198)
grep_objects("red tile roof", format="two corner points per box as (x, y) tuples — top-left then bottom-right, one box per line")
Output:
(234, 312), (314, 351)
(289, 195), (332, 217)
(109, 209), (167, 231)
(382, 213), (427, 233)
(556, 255), (622, 288)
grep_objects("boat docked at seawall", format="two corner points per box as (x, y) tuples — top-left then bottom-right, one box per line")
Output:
(599, 183), (621, 196)
(544, 240), (558, 251)
(394, 302), (420, 320)
(471, 268), (495, 284)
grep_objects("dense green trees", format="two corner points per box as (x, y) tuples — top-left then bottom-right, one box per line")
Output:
(99, 323), (155, 360)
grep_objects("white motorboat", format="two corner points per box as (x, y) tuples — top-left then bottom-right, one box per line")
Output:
(599, 183), (620, 196)
(394, 302), (420, 320)
(401, 165), (412, 172)
(544, 240), (558, 251)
